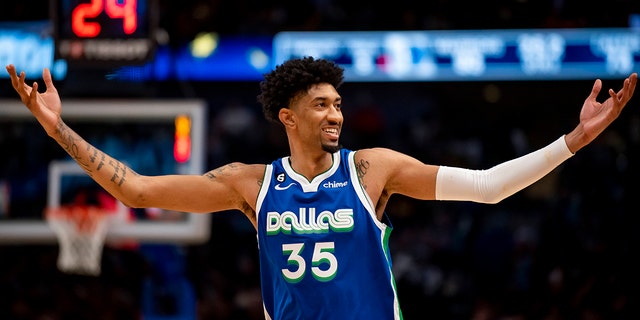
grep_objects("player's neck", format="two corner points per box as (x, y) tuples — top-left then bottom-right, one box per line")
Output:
(288, 148), (334, 181)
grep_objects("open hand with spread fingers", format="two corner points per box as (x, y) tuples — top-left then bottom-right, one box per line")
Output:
(565, 72), (637, 153)
(6, 64), (63, 137)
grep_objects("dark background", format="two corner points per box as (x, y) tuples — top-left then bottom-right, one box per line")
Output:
(1, 1), (640, 319)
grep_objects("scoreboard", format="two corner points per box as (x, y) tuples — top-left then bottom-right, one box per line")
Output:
(51, 0), (156, 65)
(273, 29), (640, 81)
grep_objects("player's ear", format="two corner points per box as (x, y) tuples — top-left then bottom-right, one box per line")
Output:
(279, 108), (296, 128)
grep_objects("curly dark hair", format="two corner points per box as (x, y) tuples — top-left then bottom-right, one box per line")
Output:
(257, 56), (345, 124)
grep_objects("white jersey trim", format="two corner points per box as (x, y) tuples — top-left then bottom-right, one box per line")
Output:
(281, 151), (341, 193)
(263, 303), (273, 320)
(258, 166), (274, 319)
(255, 164), (273, 228)
(349, 150), (402, 320)
(347, 151), (387, 231)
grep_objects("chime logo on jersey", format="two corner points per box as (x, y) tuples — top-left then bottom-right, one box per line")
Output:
(266, 208), (354, 235)
(322, 180), (348, 189)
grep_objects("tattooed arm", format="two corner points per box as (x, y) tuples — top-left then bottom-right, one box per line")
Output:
(6, 65), (264, 222)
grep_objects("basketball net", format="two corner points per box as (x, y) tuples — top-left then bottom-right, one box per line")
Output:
(46, 205), (110, 276)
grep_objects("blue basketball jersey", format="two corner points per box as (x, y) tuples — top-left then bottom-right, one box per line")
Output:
(256, 149), (403, 320)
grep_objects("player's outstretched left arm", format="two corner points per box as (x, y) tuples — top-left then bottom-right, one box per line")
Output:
(373, 73), (637, 208)
(436, 73), (637, 203)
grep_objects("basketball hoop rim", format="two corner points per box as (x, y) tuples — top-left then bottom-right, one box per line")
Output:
(46, 205), (112, 234)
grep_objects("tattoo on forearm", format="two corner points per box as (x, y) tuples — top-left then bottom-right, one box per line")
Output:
(87, 144), (106, 172)
(86, 145), (98, 169)
(57, 122), (83, 163)
(97, 153), (106, 170)
(88, 145), (98, 163)
(355, 159), (370, 189)
(55, 122), (137, 188)
(108, 159), (127, 186)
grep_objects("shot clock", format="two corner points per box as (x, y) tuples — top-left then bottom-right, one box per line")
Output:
(52, 0), (156, 65)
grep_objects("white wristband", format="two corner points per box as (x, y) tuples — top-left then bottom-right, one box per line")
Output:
(435, 135), (574, 203)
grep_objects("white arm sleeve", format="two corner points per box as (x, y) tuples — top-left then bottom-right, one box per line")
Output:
(435, 135), (574, 203)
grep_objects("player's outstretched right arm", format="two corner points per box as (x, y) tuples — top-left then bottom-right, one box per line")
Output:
(6, 65), (162, 206)
(7, 65), (62, 137)
(5, 64), (153, 206)
(5, 65), (260, 219)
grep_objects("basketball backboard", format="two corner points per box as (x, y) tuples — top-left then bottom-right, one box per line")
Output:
(0, 99), (210, 244)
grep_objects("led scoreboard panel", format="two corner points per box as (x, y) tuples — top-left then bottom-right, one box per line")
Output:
(52, 0), (156, 65)
(273, 29), (640, 81)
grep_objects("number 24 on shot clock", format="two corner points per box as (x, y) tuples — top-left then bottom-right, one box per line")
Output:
(53, 0), (156, 64)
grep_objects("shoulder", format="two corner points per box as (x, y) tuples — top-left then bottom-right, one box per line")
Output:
(353, 147), (409, 168)
(350, 147), (407, 184)
(352, 147), (438, 187)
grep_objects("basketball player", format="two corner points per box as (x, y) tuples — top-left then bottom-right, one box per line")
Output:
(6, 58), (636, 319)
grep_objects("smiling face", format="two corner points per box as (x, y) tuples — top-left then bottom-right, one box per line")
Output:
(280, 83), (344, 154)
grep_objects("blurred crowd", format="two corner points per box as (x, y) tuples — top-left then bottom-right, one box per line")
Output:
(2, 1), (640, 319)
